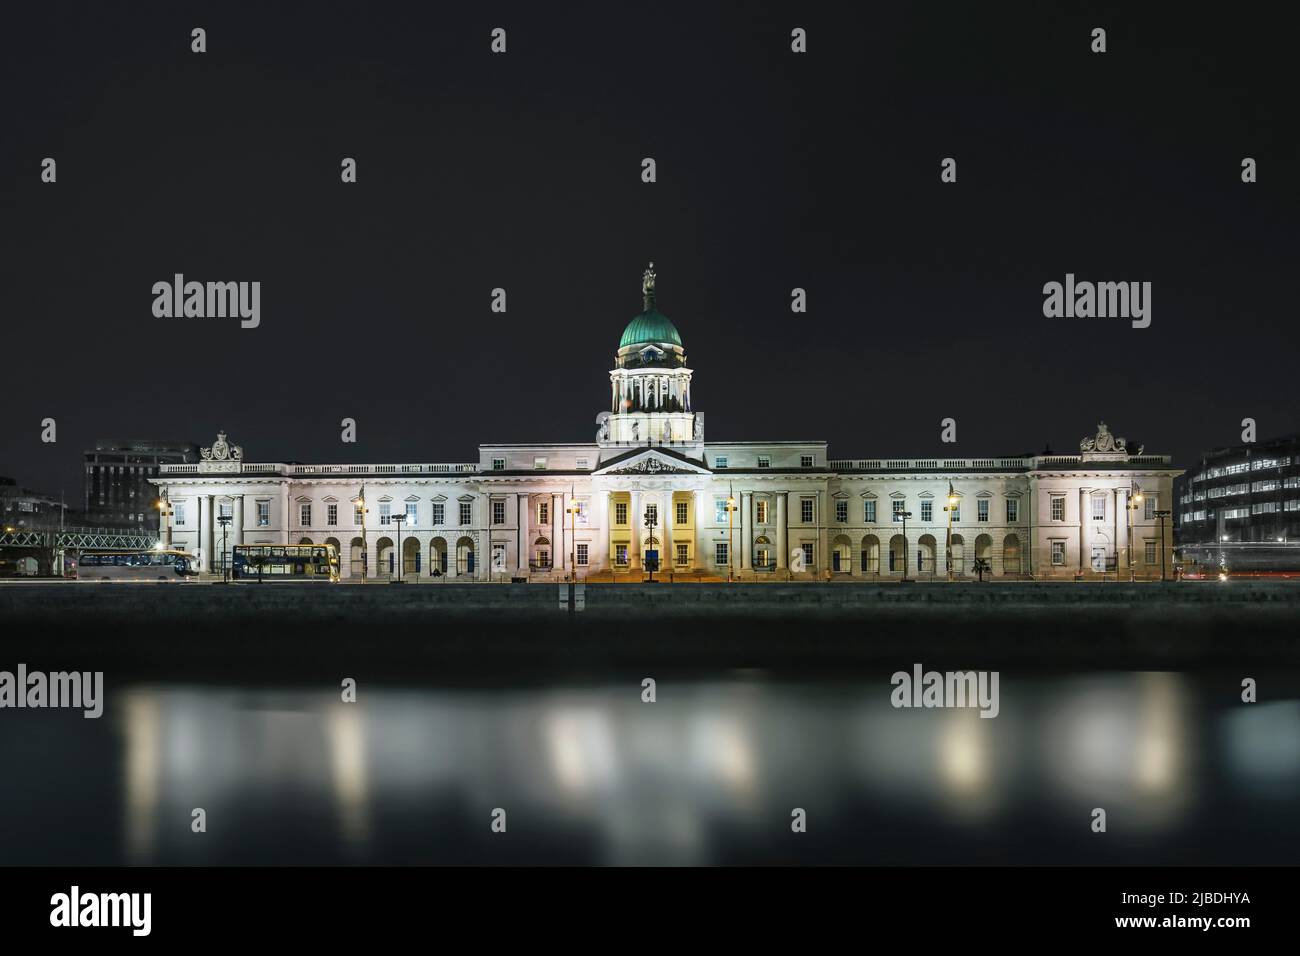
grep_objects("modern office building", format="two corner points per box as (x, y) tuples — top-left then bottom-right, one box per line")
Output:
(152, 267), (1181, 580)
(1176, 432), (1300, 572)
(84, 439), (199, 530)
(0, 476), (67, 530)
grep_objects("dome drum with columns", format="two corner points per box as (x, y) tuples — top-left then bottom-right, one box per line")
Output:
(152, 264), (1182, 583)
(606, 263), (697, 445)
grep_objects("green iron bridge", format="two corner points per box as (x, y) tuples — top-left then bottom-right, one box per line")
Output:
(0, 527), (159, 551)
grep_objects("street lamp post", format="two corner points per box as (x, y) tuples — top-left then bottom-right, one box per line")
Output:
(943, 487), (957, 582)
(1154, 509), (1172, 582)
(643, 505), (659, 583)
(357, 485), (368, 582)
(895, 510), (913, 582)
(391, 512), (406, 583)
(567, 497), (582, 583)
(726, 490), (737, 582)
(156, 494), (172, 551)
(216, 512), (232, 583)
(1126, 483), (1144, 582)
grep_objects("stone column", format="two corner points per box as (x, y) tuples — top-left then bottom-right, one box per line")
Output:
(596, 489), (610, 572)
(551, 493), (562, 574)
(740, 491), (752, 571)
(1079, 488), (1087, 571)
(776, 492), (788, 570)
(663, 493), (674, 574)
(629, 488), (642, 570)
(517, 494), (528, 574)
(817, 490), (828, 574)
(198, 494), (211, 572)
(281, 484), (291, 545)
(233, 495), (245, 550)
(696, 494), (707, 567)
(476, 497), (489, 581)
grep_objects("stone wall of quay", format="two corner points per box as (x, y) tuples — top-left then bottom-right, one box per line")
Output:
(1, 580), (1298, 623)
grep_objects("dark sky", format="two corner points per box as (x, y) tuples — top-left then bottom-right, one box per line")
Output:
(3, 1), (1296, 496)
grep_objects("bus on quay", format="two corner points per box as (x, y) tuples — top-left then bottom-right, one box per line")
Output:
(232, 543), (340, 582)
(74, 549), (198, 581)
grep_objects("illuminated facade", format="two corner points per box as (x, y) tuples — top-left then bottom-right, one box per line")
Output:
(153, 267), (1181, 581)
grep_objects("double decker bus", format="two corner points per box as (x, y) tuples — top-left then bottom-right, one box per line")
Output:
(232, 543), (340, 581)
(74, 549), (198, 581)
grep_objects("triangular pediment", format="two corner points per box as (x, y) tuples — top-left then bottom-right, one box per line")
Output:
(594, 447), (711, 476)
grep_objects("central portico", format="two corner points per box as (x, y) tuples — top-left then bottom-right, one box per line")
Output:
(154, 265), (1181, 581)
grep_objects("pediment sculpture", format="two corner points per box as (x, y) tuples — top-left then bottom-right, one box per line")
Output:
(201, 430), (244, 462)
(610, 457), (689, 475)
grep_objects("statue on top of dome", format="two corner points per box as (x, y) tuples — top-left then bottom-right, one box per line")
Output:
(642, 261), (656, 296)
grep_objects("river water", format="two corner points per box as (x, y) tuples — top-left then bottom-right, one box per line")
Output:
(2, 670), (1297, 865)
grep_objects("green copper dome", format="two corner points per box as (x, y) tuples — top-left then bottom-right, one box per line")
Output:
(619, 309), (682, 349)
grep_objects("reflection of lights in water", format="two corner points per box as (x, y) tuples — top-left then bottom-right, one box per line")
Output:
(939, 711), (987, 796)
(1043, 673), (1191, 827)
(1221, 702), (1300, 785)
(689, 713), (757, 793)
(120, 691), (161, 864)
(1135, 673), (1181, 793)
(102, 673), (1248, 864)
(327, 704), (371, 847)
(544, 707), (618, 795)
(852, 699), (1011, 821)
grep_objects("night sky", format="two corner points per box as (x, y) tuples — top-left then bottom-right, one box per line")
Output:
(3, 1), (1296, 496)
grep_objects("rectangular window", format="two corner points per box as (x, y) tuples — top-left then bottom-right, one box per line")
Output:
(801, 542), (814, 568)
(1144, 540), (1157, 563)
(1051, 496), (1065, 522)
(715, 456), (728, 469)
(1092, 497), (1106, 521)
(676, 543), (689, 566)
(354, 504), (364, 525)
(977, 499), (989, 523)
(219, 502), (233, 519)
(801, 455), (814, 468)
(1051, 541), (1066, 566)
(715, 499), (729, 524)
(492, 458), (506, 471)
(835, 500), (848, 523)
(615, 544), (628, 566)
(492, 500), (506, 525)
(801, 499), (814, 523)
(379, 503), (391, 525)
(538, 501), (549, 525)
(920, 501), (932, 523)
(645, 503), (658, 527)
(864, 500), (876, 523)
(174, 503), (187, 526)
(576, 543), (589, 566)
(676, 501), (688, 525)
(405, 502), (418, 526)
(756, 500), (768, 524)
(615, 502), (628, 525)
(459, 501), (473, 525)
(1144, 497), (1156, 521)
(533, 457), (547, 470)
(757, 455), (771, 469)
(715, 542), (729, 566)
(892, 500), (905, 520)
(327, 504), (338, 526)
(1005, 499), (1018, 523)
(432, 502), (445, 526)
(950, 502), (960, 522)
